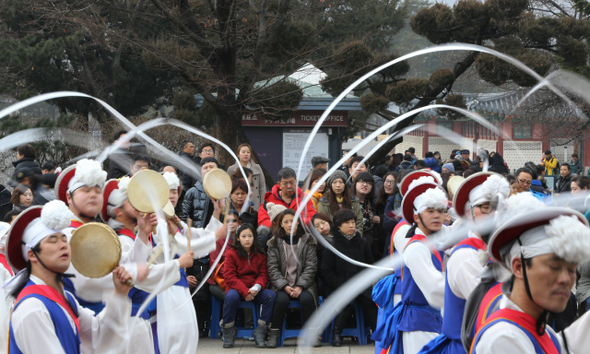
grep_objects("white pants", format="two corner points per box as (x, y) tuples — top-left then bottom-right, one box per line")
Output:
(157, 286), (199, 354)
(402, 330), (438, 354)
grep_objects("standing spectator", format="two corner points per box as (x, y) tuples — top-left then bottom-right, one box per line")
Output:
(36, 173), (57, 205)
(488, 152), (508, 174)
(222, 224), (276, 348)
(0, 184), (11, 221)
(348, 156), (368, 184)
(414, 160), (428, 170)
(378, 172), (399, 255)
(461, 149), (472, 165)
(353, 172), (381, 258)
(266, 209), (318, 348)
(10, 144), (42, 187)
(572, 153), (583, 174)
(317, 170), (363, 234)
(306, 168), (327, 211)
(433, 151), (443, 168)
(542, 149), (559, 175)
(41, 160), (56, 174)
(408, 147), (417, 163)
(229, 177), (258, 226)
(555, 164), (573, 195)
(424, 152), (441, 173)
(129, 154), (150, 176)
(182, 157), (220, 227)
(179, 140), (198, 190)
(571, 176), (590, 225)
(10, 184), (34, 212)
(257, 168), (315, 244)
(395, 154), (413, 172)
(373, 165), (389, 193)
(227, 143), (266, 210)
(108, 130), (131, 179)
(196, 142), (225, 170)
(515, 167), (534, 194)
(321, 209), (377, 347)
(311, 156), (330, 170)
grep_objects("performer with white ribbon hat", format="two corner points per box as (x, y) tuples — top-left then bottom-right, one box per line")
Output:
(419, 172), (510, 354)
(379, 176), (449, 354)
(472, 207), (590, 353)
(103, 176), (193, 354)
(5, 200), (133, 353)
(150, 171), (223, 354)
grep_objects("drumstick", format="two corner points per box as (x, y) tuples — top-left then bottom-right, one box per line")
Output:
(187, 218), (192, 252)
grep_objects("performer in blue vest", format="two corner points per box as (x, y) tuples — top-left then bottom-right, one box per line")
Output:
(5, 200), (133, 353)
(102, 177), (191, 354)
(419, 172), (510, 354)
(386, 176), (448, 354)
(472, 206), (590, 353)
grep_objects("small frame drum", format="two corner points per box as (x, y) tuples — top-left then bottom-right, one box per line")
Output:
(70, 223), (122, 279)
(127, 170), (170, 213)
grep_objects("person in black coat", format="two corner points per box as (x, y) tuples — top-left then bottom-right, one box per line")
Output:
(108, 130), (132, 179)
(0, 184), (11, 221)
(320, 208), (378, 346)
(10, 144), (42, 187)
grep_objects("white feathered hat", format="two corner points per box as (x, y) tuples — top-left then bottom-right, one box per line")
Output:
(55, 159), (107, 203)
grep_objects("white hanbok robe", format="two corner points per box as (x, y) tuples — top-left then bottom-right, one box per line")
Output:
(151, 217), (219, 354)
(10, 275), (131, 354)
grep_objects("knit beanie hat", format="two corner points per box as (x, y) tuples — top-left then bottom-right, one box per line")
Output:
(267, 202), (287, 223)
(327, 170), (348, 188)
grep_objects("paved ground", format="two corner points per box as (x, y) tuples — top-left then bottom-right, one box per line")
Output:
(197, 337), (376, 353)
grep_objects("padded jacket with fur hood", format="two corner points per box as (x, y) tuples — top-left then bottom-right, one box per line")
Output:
(266, 233), (318, 306)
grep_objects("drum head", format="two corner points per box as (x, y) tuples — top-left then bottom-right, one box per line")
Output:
(70, 223), (121, 278)
(127, 170), (170, 213)
(163, 200), (175, 219)
(203, 168), (232, 200)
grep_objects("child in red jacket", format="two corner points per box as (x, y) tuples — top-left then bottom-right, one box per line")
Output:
(222, 223), (276, 349)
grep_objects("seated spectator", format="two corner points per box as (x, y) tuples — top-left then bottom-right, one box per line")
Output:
(257, 168), (315, 244)
(208, 210), (241, 301)
(10, 184), (34, 212)
(266, 209), (318, 348)
(230, 177), (258, 226)
(317, 170), (363, 235)
(10, 144), (42, 187)
(321, 209), (378, 347)
(312, 213), (334, 297)
(227, 143), (266, 209)
(222, 224), (276, 348)
(306, 168), (327, 211)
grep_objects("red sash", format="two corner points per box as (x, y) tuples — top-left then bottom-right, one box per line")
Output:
(474, 308), (560, 354)
(16, 285), (79, 331)
(0, 254), (13, 276)
(389, 220), (408, 256)
(475, 282), (503, 333)
(401, 234), (443, 280)
(455, 237), (486, 252)
(69, 220), (84, 228)
(116, 228), (136, 240)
